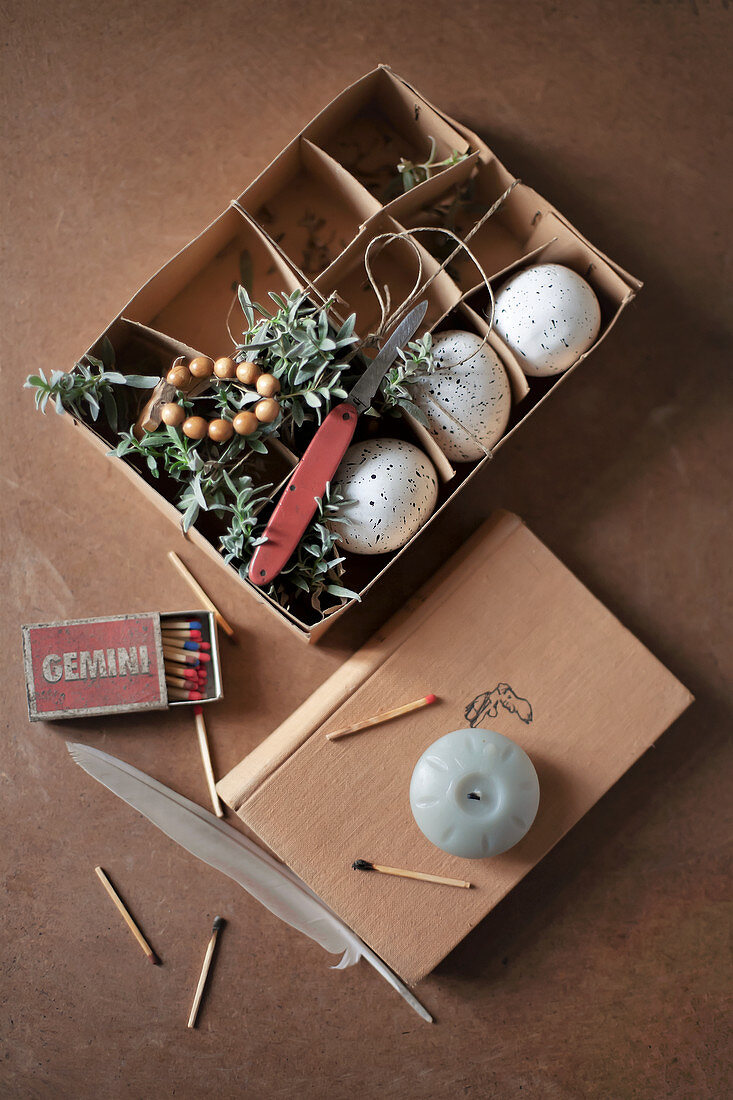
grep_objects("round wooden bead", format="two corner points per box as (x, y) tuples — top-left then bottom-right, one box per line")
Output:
(232, 410), (259, 435)
(255, 373), (281, 397)
(182, 416), (209, 440)
(160, 402), (186, 427)
(236, 361), (260, 385)
(189, 356), (215, 379)
(214, 356), (237, 379)
(208, 418), (234, 443)
(166, 364), (191, 390)
(254, 398), (280, 423)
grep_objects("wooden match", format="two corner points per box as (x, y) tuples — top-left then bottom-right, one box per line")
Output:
(187, 916), (225, 1028)
(352, 859), (471, 889)
(326, 694), (438, 741)
(167, 687), (204, 702)
(193, 705), (223, 818)
(162, 646), (207, 665)
(167, 552), (236, 640)
(161, 619), (203, 631)
(94, 866), (159, 962)
(165, 671), (199, 690)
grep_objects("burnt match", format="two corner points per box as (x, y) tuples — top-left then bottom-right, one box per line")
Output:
(352, 859), (471, 889)
(187, 916), (225, 1028)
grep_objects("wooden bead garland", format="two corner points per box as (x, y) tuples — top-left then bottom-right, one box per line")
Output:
(157, 355), (280, 439)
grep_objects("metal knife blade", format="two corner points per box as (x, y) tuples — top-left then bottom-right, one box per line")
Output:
(346, 299), (428, 413)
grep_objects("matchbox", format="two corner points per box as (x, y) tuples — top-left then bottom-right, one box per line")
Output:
(21, 610), (222, 721)
(55, 66), (641, 641)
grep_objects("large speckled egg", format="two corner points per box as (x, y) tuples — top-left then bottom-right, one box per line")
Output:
(332, 438), (439, 555)
(493, 263), (601, 377)
(408, 331), (511, 462)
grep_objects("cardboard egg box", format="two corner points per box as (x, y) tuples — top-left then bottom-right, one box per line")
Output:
(66, 65), (641, 641)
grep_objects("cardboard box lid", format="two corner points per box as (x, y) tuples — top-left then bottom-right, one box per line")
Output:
(223, 512), (693, 985)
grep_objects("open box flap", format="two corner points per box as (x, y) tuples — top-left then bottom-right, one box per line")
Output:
(218, 511), (692, 985)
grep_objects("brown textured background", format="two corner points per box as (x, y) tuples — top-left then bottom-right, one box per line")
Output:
(1, 2), (731, 1097)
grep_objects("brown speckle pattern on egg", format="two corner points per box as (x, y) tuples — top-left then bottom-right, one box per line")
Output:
(493, 263), (601, 377)
(409, 330), (511, 462)
(332, 439), (439, 555)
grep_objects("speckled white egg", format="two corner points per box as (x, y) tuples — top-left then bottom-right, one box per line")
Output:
(332, 438), (439, 555)
(408, 331), (511, 462)
(493, 263), (602, 377)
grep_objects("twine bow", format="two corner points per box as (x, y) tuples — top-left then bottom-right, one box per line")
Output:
(361, 178), (520, 349)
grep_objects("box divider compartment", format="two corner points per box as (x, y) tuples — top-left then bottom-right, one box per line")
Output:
(125, 206), (305, 358)
(382, 147), (482, 224)
(237, 137), (383, 282)
(314, 211), (461, 337)
(303, 67), (474, 207)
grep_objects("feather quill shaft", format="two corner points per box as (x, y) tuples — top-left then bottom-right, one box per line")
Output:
(66, 742), (431, 1023)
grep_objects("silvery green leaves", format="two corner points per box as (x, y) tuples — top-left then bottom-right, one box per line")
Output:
(219, 478), (273, 568)
(177, 458), (267, 536)
(219, 478), (358, 613)
(25, 354), (157, 433)
(396, 138), (469, 193)
(235, 288), (357, 429)
(112, 423), (198, 481)
(113, 424), (264, 535)
(265, 485), (359, 612)
(375, 332), (436, 425)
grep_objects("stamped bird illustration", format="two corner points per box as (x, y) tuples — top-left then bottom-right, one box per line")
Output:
(465, 683), (533, 728)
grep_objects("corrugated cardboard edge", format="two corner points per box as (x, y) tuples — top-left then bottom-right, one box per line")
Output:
(217, 511), (523, 809)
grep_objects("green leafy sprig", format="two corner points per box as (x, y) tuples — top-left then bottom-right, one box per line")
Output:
(219, 477), (274, 570)
(370, 332), (437, 424)
(221, 478), (359, 612)
(25, 344), (157, 431)
(397, 138), (469, 193)
(112, 423), (264, 534)
(235, 288), (359, 434)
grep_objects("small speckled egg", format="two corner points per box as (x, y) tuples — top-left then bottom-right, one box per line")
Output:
(332, 439), (439, 555)
(409, 330), (511, 462)
(493, 263), (601, 377)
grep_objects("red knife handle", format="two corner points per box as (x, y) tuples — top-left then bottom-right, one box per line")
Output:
(248, 403), (359, 587)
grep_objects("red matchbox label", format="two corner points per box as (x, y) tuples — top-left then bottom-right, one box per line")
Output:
(22, 614), (167, 720)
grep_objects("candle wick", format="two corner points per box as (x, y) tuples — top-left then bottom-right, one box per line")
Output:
(467, 792), (481, 801)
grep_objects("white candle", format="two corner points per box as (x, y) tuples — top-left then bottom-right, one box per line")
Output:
(409, 728), (540, 859)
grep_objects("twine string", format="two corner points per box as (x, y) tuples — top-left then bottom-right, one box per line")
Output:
(220, 178), (521, 461)
(361, 178), (520, 364)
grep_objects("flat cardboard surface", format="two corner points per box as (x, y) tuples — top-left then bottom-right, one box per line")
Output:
(224, 514), (692, 983)
(2, 3), (731, 1097)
